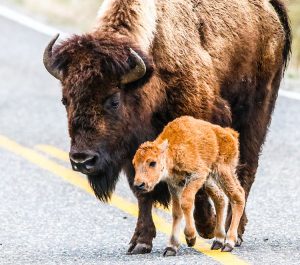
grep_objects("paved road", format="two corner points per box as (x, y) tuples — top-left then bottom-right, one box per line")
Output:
(0, 12), (300, 265)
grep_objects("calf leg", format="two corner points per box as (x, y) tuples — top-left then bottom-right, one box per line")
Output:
(218, 166), (245, 252)
(181, 175), (208, 247)
(163, 192), (183, 257)
(205, 178), (227, 250)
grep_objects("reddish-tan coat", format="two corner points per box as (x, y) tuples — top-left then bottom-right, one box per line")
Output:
(133, 116), (245, 254)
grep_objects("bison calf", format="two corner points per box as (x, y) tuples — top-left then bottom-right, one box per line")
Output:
(133, 116), (245, 255)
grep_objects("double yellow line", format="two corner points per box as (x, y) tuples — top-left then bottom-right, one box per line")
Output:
(0, 134), (249, 265)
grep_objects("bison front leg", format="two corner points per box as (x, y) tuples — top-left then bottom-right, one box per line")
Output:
(128, 195), (156, 254)
(124, 161), (157, 254)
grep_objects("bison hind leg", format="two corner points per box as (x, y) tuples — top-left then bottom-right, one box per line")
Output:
(193, 188), (216, 239)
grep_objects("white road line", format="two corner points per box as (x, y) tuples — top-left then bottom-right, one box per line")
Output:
(0, 4), (67, 37)
(0, 4), (299, 101)
(279, 89), (300, 101)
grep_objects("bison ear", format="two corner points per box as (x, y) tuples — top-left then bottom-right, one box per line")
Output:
(159, 140), (169, 153)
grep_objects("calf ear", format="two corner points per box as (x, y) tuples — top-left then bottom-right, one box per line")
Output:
(159, 140), (169, 152)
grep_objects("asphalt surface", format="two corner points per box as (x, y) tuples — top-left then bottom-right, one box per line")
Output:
(0, 12), (300, 265)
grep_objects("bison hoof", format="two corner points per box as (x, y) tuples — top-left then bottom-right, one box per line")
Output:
(196, 223), (215, 239)
(221, 243), (234, 252)
(211, 240), (224, 250)
(127, 242), (136, 254)
(128, 243), (152, 255)
(185, 236), (196, 247)
(163, 247), (177, 257)
(235, 235), (243, 247)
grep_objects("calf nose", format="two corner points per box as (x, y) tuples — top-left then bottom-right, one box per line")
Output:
(69, 151), (99, 174)
(134, 182), (146, 191)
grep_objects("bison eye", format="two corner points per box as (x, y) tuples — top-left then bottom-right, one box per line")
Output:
(104, 93), (121, 110)
(149, 161), (156, 168)
(111, 98), (120, 109)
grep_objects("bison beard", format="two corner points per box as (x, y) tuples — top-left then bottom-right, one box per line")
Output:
(88, 167), (120, 202)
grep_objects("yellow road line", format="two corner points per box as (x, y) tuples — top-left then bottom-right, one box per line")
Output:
(36, 144), (70, 162)
(0, 135), (248, 265)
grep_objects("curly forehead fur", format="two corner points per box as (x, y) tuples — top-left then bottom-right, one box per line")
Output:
(52, 34), (154, 88)
(134, 141), (161, 162)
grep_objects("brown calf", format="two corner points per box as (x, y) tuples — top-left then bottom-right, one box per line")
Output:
(133, 116), (245, 255)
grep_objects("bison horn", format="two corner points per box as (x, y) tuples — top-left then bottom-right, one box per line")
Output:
(43, 34), (62, 80)
(121, 48), (147, 85)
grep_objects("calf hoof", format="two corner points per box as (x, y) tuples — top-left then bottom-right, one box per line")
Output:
(127, 243), (152, 255)
(211, 240), (224, 250)
(235, 236), (243, 247)
(185, 236), (196, 247)
(163, 247), (177, 257)
(221, 243), (234, 252)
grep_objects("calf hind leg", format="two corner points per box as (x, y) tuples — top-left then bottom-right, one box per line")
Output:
(218, 166), (245, 252)
(205, 178), (227, 250)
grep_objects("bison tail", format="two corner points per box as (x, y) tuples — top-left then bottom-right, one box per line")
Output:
(270, 0), (292, 71)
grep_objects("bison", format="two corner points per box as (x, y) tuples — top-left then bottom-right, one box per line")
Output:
(43, 0), (291, 254)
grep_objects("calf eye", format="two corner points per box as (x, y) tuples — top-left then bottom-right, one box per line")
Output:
(149, 161), (156, 168)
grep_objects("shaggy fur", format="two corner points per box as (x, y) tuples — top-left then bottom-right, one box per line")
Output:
(45, 0), (291, 254)
(133, 116), (245, 254)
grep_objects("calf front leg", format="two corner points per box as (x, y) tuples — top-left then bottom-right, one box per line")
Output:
(163, 191), (183, 257)
(181, 175), (207, 247)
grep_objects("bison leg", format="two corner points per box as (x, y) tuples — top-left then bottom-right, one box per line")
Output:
(226, 69), (283, 244)
(127, 195), (156, 254)
(193, 188), (216, 239)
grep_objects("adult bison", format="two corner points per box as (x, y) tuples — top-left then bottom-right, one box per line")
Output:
(43, 0), (291, 254)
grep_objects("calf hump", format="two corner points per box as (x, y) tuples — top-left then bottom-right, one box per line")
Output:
(214, 127), (239, 163)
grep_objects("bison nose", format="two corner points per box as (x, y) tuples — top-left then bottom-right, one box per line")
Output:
(134, 182), (146, 191)
(69, 151), (99, 174)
